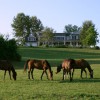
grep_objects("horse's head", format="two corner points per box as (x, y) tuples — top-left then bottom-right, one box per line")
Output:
(13, 71), (17, 80)
(90, 69), (93, 78)
(56, 64), (62, 74)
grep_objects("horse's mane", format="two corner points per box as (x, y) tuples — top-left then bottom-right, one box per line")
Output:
(69, 59), (75, 64)
(65, 58), (76, 65)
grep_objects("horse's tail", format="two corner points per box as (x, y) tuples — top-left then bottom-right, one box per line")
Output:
(24, 59), (30, 72)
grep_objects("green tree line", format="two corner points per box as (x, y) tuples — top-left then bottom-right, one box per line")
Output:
(11, 13), (99, 47)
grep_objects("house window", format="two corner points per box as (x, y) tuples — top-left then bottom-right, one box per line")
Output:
(72, 36), (75, 40)
(28, 37), (36, 41)
(55, 37), (64, 40)
(70, 35), (72, 40)
(72, 35), (79, 40)
(72, 35), (78, 40)
(76, 35), (79, 39)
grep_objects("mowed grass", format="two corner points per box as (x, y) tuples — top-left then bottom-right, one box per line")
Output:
(0, 47), (100, 100)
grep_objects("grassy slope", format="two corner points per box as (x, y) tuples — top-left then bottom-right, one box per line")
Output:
(16, 47), (100, 68)
(0, 47), (100, 100)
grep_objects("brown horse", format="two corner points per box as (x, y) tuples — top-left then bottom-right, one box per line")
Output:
(56, 59), (75, 81)
(56, 59), (93, 79)
(72, 59), (93, 78)
(24, 59), (53, 80)
(0, 60), (17, 80)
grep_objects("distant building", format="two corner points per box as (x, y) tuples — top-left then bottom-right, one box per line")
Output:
(53, 31), (80, 46)
(25, 33), (38, 47)
(25, 31), (81, 47)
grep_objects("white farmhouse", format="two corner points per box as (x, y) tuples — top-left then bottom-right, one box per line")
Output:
(25, 33), (38, 47)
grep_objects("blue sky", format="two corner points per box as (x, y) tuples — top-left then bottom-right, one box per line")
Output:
(0, 0), (100, 45)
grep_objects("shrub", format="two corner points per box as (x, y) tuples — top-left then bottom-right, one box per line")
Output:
(0, 36), (21, 61)
(95, 46), (99, 50)
(54, 45), (67, 48)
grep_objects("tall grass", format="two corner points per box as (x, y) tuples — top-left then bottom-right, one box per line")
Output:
(0, 47), (100, 100)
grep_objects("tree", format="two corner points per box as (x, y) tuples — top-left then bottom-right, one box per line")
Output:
(64, 24), (81, 33)
(40, 27), (55, 46)
(30, 16), (44, 34)
(0, 35), (6, 59)
(11, 13), (30, 45)
(11, 13), (43, 45)
(0, 35), (21, 61)
(80, 20), (98, 46)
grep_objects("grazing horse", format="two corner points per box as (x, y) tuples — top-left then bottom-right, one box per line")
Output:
(0, 60), (17, 80)
(72, 59), (93, 78)
(56, 59), (75, 81)
(24, 59), (53, 80)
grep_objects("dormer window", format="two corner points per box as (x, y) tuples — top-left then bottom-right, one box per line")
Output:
(28, 37), (36, 41)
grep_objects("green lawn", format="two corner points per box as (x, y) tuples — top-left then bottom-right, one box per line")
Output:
(0, 47), (100, 100)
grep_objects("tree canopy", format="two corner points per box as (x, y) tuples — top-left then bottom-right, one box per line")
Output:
(30, 16), (44, 33)
(11, 13), (99, 47)
(40, 27), (55, 46)
(11, 13), (43, 45)
(80, 20), (98, 46)
(64, 24), (81, 33)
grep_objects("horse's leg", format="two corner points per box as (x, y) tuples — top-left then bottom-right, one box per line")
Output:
(41, 71), (44, 80)
(83, 69), (87, 78)
(4, 70), (6, 80)
(67, 71), (69, 78)
(45, 70), (49, 80)
(31, 69), (34, 79)
(62, 69), (65, 80)
(72, 68), (74, 80)
(64, 70), (67, 80)
(28, 70), (30, 79)
(81, 69), (83, 78)
(8, 70), (11, 80)
(69, 68), (74, 82)
(69, 70), (72, 81)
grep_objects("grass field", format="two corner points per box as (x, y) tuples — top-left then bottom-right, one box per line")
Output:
(0, 47), (100, 100)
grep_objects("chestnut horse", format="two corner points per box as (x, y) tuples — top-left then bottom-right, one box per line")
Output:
(56, 59), (93, 79)
(0, 60), (17, 80)
(24, 59), (53, 80)
(72, 59), (93, 78)
(56, 59), (75, 81)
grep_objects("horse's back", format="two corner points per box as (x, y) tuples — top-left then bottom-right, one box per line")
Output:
(0, 60), (12, 70)
(28, 59), (48, 69)
(75, 59), (90, 68)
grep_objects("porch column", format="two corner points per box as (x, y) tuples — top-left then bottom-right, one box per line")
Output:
(64, 36), (66, 45)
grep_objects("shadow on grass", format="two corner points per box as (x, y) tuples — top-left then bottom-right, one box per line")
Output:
(59, 78), (100, 83)
(21, 78), (100, 85)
